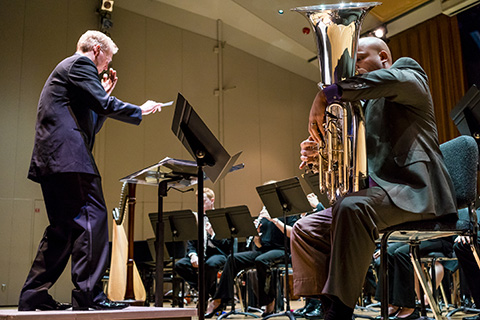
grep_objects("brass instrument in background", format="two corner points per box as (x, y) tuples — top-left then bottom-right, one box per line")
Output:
(293, 2), (380, 204)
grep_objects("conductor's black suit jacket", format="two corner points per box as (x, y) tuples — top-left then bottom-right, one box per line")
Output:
(28, 53), (142, 182)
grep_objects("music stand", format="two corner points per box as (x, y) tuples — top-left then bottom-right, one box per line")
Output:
(121, 157), (201, 307)
(172, 93), (242, 320)
(451, 84), (480, 139)
(206, 205), (260, 319)
(256, 177), (311, 320)
(149, 210), (197, 307)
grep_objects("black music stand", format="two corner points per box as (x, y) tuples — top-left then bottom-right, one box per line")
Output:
(451, 85), (480, 143)
(172, 93), (242, 320)
(256, 177), (311, 320)
(121, 156), (243, 308)
(121, 157), (200, 307)
(149, 210), (197, 307)
(206, 205), (260, 319)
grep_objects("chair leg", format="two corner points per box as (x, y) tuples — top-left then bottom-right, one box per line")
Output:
(439, 279), (449, 312)
(422, 259), (450, 313)
(380, 231), (392, 320)
(410, 242), (444, 320)
(235, 272), (246, 312)
(470, 241), (480, 269)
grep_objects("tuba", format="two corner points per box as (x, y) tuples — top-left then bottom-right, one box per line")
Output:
(293, 2), (380, 204)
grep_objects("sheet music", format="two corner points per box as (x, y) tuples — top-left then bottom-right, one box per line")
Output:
(119, 157), (244, 188)
(120, 157), (198, 188)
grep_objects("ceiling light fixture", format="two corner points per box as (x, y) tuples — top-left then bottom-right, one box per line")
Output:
(101, 0), (114, 12)
(369, 25), (388, 40)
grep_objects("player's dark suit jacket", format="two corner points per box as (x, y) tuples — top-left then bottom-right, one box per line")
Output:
(290, 58), (458, 309)
(339, 57), (457, 217)
(186, 237), (231, 259)
(28, 53), (142, 182)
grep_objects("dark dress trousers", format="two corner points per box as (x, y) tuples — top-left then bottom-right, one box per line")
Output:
(19, 53), (142, 310)
(291, 58), (457, 308)
(175, 235), (230, 298)
(454, 208), (480, 304)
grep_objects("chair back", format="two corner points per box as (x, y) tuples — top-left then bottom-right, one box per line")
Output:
(440, 135), (478, 209)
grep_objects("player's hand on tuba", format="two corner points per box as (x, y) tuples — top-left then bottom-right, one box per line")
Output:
(308, 90), (327, 144)
(299, 136), (319, 171)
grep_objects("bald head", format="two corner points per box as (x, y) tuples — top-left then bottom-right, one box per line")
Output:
(356, 37), (392, 74)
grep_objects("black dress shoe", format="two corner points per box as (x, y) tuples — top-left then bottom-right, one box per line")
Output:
(19, 300), (72, 311)
(374, 307), (400, 320)
(38, 300), (72, 311)
(205, 302), (224, 318)
(73, 299), (129, 311)
(363, 296), (373, 306)
(295, 298), (321, 318)
(305, 304), (324, 320)
(293, 305), (307, 317)
(93, 299), (129, 310)
(389, 308), (420, 320)
(261, 310), (274, 317)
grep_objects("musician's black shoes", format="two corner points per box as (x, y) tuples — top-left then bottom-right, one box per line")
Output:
(305, 304), (325, 320)
(295, 298), (322, 318)
(18, 300), (72, 311)
(389, 307), (420, 320)
(72, 299), (129, 311)
(293, 305), (307, 317)
(205, 300), (224, 318)
(261, 310), (274, 317)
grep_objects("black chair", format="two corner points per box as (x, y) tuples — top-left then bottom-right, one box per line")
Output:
(379, 135), (479, 320)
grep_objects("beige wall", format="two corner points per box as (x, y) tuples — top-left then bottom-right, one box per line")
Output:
(0, 0), (317, 305)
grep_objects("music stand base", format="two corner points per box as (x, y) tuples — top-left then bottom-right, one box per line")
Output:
(218, 310), (260, 319)
(264, 310), (296, 320)
(447, 306), (480, 317)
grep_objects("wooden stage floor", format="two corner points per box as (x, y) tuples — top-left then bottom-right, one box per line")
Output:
(0, 300), (476, 319)
(0, 306), (196, 320)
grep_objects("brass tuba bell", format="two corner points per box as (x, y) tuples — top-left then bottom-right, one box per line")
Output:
(293, 2), (381, 204)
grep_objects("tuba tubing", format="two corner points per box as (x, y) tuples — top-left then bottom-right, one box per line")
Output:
(293, 2), (379, 203)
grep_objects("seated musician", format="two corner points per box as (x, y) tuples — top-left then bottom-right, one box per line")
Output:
(205, 203), (299, 318)
(373, 237), (453, 319)
(292, 37), (456, 320)
(175, 188), (230, 306)
(453, 208), (480, 320)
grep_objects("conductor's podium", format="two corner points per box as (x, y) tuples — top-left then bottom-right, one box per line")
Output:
(0, 306), (197, 320)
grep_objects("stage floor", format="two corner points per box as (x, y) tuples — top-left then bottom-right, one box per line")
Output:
(0, 300), (476, 319)
(0, 306), (196, 320)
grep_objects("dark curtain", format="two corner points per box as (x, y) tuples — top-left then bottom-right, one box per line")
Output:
(388, 14), (466, 143)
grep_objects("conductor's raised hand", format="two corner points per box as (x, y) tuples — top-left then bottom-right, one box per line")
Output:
(101, 68), (118, 95)
(140, 100), (163, 115)
(309, 90), (327, 144)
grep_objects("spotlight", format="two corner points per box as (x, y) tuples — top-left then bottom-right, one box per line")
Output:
(374, 28), (385, 38)
(101, 0), (114, 12)
(369, 25), (388, 40)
